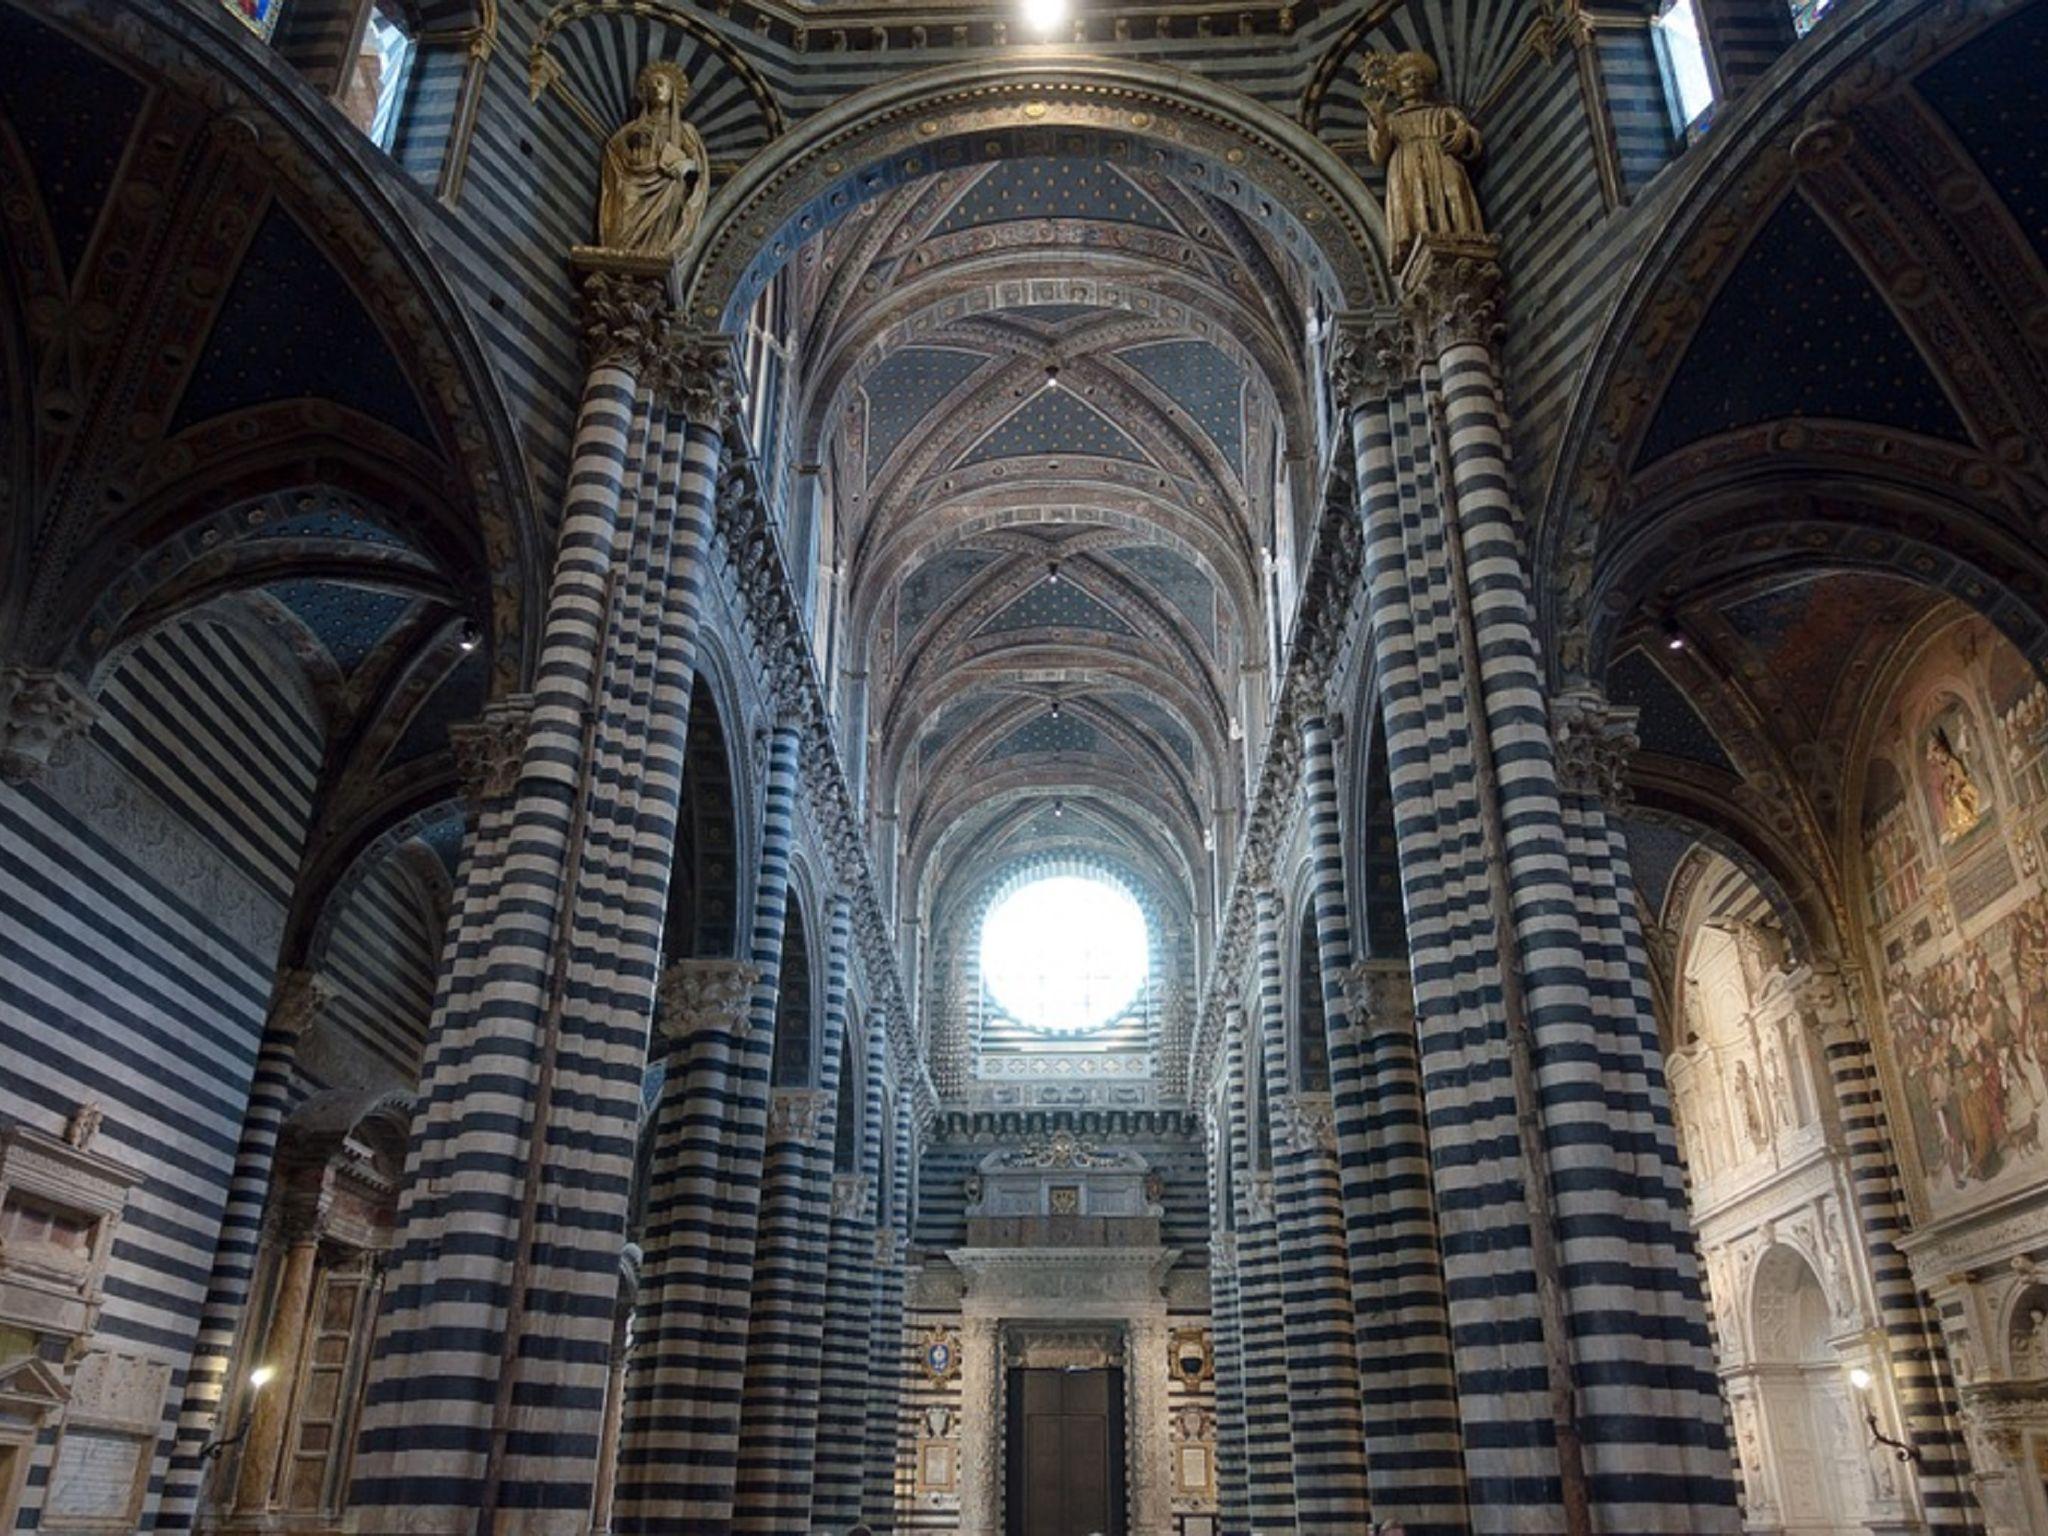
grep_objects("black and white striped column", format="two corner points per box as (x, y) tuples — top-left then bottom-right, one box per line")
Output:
(1808, 977), (1980, 1534)
(350, 271), (734, 1535)
(815, 993), (883, 1528)
(1255, 886), (1372, 1525)
(1225, 996), (1297, 1532)
(1204, 1103), (1250, 1531)
(158, 968), (331, 1529)
(735, 894), (853, 1533)
(617, 721), (804, 1532)
(1299, 711), (1467, 1535)
(860, 1090), (913, 1532)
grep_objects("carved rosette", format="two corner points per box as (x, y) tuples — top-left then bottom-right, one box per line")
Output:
(1550, 687), (1640, 808)
(1269, 1093), (1337, 1157)
(1329, 309), (1414, 410)
(450, 695), (534, 806)
(831, 1173), (871, 1221)
(656, 958), (761, 1043)
(0, 665), (96, 783)
(1400, 235), (1505, 357)
(767, 1088), (829, 1145)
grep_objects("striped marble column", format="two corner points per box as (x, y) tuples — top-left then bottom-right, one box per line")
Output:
(617, 721), (804, 1532)
(351, 270), (735, 1536)
(1805, 972), (1980, 1534)
(1203, 1104), (1250, 1531)
(1254, 887), (1372, 1525)
(1225, 1000), (1297, 1532)
(157, 968), (331, 1529)
(1298, 711), (1467, 1535)
(860, 1090), (913, 1532)
(735, 895), (853, 1533)
(814, 1002), (884, 1528)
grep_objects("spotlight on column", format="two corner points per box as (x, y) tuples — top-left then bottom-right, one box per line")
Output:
(1020, 0), (1069, 37)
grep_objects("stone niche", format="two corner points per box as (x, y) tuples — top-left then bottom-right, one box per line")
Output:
(964, 1130), (1164, 1248)
(0, 1111), (148, 1534)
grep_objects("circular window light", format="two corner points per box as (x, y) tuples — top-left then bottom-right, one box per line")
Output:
(980, 874), (1147, 1035)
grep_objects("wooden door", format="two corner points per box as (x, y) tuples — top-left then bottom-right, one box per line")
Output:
(1006, 1367), (1125, 1536)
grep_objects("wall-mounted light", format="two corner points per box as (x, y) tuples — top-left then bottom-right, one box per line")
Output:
(248, 1365), (277, 1391)
(1848, 1365), (1921, 1467)
(1662, 620), (1687, 652)
(1019, 0), (1069, 37)
(201, 1366), (277, 1460)
(458, 620), (482, 653)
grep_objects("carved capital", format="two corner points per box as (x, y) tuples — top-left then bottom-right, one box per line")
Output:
(579, 268), (676, 376)
(1211, 1231), (1237, 1270)
(656, 958), (760, 1041)
(450, 696), (534, 805)
(1270, 1092), (1337, 1156)
(1551, 686), (1640, 806)
(0, 666), (96, 783)
(270, 968), (333, 1044)
(1400, 235), (1505, 356)
(767, 1087), (829, 1145)
(1242, 1173), (1275, 1225)
(832, 1173), (871, 1220)
(1339, 960), (1414, 1034)
(662, 332), (741, 426)
(1329, 309), (1414, 409)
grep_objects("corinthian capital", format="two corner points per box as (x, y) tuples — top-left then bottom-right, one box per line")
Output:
(1400, 234), (1505, 356)
(0, 666), (96, 783)
(768, 1087), (829, 1144)
(1339, 961), (1414, 1033)
(1330, 309), (1414, 410)
(832, 1173), (872, 1220)
(450, 695), (534, 806)
(1270, 1092), (1337, 1156)
(656, 958), (761, 1042)
(270, 969), (333, 1043)
(1551, 686), (1640, 807)
(579, 268), (677, 375)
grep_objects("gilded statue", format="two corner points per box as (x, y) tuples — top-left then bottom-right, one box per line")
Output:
(1360, 50), (1487, 263)
(597, 62), (709, 258)
(1925, 720), (1985, 842)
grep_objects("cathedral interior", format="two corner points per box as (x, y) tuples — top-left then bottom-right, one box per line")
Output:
(1, 0), (2046, 1530)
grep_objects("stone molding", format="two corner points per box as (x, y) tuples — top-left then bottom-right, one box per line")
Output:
(656, 958), (761, 1041)
(0, 666), (96, 784)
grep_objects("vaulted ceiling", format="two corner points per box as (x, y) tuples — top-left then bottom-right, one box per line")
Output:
(788, 154), (1318, 1081)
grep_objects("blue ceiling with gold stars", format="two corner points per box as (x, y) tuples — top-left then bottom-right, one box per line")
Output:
(269, 579), (415, 674)
(1108, 546), (1215, 648)
(963, 389), (1148, 464)
(863, 347), (989, 475)
(1639, 194), (1968, 464)
(898, 546), (1002, 639)
(1607, 648), (1735, 771)
(386, 650), (489, 768)
(1119, 341), (1246, 473)
(1623, 818), (1700, 914)
(249, 506), (415, 551)
(1109, 691), (1195, 771)
(935, 159), (1175, 234)
(992, 713), (1104, 759)
(976, 581), (1136, 638)
(173, 206), (434, 446)
(0, 8), (144, 277)
(1916, 2), (2048, 267)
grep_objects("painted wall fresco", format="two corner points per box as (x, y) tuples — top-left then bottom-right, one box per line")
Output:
(1858, 618), (2048, 1220)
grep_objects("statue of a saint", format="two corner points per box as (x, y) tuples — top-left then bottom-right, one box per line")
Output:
(597, 62), (709, 258)
(1361, 50), (1487, 263)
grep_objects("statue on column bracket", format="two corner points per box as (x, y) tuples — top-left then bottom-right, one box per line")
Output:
(1360, 50), (1488, 265)
(595, 62), (709, 260)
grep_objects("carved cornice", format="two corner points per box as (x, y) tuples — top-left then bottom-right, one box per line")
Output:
(1399, 235), (1506, 357)
(0, 667), (96, 784)
(656, 958), (760, 1042)
(767, 1087), (830, 1144)
(450, 695), (534, 805)
(1550, 686), (1640, 808)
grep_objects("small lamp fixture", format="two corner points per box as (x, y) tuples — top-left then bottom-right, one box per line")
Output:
(1019, 0), (1069, 37)
(1043, 362), (1062, 391)
(1662, 620), (1687, 652)
(201, 1366), (277, 1460)
(1049, 699), (1062, 721)
(1046, 559), (1061, 586)
(458, 619), (482, 653)
(1848, 1366), (1921, 1467)
(1052, 798), (1065, 818)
